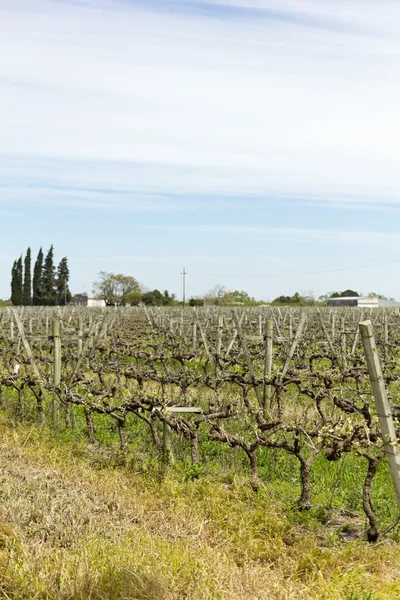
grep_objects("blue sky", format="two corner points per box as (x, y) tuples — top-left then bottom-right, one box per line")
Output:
(1, 0), (400, 301)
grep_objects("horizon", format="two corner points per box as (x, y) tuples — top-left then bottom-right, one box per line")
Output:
(1, 0), (400, 301)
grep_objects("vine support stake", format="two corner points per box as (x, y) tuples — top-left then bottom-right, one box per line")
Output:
(163, 423), (174, 465)
(263, 320), (273, 414)
(360, 319), (400, 511)
(52, 319), (61, 386)
(77, 317), (83, 356)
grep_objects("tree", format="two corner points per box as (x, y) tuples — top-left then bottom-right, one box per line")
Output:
(41, 245), (57, 305)
(189, 297), (204, 307)
(56, 257), (71, 305)
(33, 248), (44, 306)
(204, 284), (228, 305)
(10, 261), (17, 305)
(339, 290), (359, 297)
(123, 291), (142, 306)
(92, 272), (141, 305)
(23, 247), (32, 306)
(231, 290), (255, 304)
(11, 259), (23, 306)
(141, 289), (176, 306)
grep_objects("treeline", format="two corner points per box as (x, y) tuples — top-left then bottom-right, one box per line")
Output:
(11, 246), (71, 306)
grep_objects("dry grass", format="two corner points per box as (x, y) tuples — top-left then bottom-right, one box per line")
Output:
(0, 418), (399, 599)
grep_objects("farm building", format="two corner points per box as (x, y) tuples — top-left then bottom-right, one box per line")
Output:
(72, 294), (106, 308)
(327, 296), (400, 308)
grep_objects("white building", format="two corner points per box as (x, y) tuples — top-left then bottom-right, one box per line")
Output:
(327, 296), (400, 308)
(72, 294), (106, 308)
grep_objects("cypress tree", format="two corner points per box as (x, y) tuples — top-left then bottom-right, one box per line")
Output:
(13, 257), (23, 305)
(23, 247), (32, 306)
(56, 257), (71, 305)
(33, 247), (44, 306)
(42, 245), (57, 305)
(11, 260), (17, 305)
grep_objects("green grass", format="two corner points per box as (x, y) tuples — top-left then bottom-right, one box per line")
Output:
(0, 416), (398, 598)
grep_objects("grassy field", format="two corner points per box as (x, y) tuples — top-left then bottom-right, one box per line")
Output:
(0, 415), (399, 600)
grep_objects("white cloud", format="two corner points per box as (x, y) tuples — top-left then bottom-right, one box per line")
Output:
(150, 224), (400, 244)
(0, 0), (399, 206)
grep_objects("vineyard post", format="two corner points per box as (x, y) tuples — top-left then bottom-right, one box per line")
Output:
(384, 314), (388, 360)
(52, 319), (62, 426)
(192, 314), (197, 352)
(351, 314), (363, 355)
(52, 319), (61, 386)
(216, 315), (223, 356)
(318, 310), (341, 369)
(360, 320), (400, 511)
(77, 317), (83, 356)
(179, 310), (184, 337)
(263, 320), (273, 413)
(163, 423), (174, 464)
(10, 321), (14, 342)
(341, 316), (347, 370)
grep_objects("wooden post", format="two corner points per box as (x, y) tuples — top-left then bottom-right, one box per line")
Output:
(341, 316), (347, 370)
(384, 314), (389, 360)
(77, 317), (83, 356)
(10, 321), (14, 342)
(258, 313), (263, 337)
(289, 312), (293, 341)
(192, 319), (197, 353)
(318, 310), (341, 368)
(216, 315), (223, 356)
(52, 319), (61, 386)
(263, 320), (273, 413)
(52, 319), (61, 427)
(359, 320), (400, 511)
(163, 423), (174, 464)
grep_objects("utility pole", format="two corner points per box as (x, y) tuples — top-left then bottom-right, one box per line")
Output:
(181, 267), (187, 307)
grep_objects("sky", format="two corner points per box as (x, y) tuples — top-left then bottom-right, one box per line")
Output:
(1, 0), (400, 302)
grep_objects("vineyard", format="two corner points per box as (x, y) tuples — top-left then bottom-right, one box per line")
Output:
(1, 305), (400, 599)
